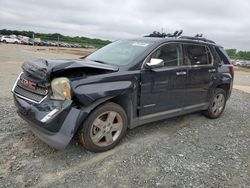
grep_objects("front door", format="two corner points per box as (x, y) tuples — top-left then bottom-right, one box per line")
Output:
(140, 43), (188, 116)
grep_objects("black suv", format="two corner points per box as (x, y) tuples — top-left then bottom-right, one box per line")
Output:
(12, 35), (234, 152)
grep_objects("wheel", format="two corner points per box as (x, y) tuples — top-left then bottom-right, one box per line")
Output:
(203, 88), (226, 119)
(3, 40), (7, 43)
(78, 102), (127, 152)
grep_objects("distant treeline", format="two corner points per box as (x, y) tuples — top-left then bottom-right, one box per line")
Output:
(0, 29), (111, 48)
(226, 49), (250, 60)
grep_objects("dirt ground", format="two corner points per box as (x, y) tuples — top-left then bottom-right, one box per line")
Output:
(0, 44), (249, 187)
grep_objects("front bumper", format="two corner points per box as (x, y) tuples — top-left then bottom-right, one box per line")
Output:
(13, 95), (87, 150)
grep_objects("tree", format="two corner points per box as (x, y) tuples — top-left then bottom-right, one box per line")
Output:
(226, 49), (237, 58)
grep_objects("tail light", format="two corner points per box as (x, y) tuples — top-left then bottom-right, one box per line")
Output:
(229, 65), (234, 77)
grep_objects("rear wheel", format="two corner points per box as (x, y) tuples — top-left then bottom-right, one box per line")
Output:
(78, 102), (127, 152)
(204, 88), (226, 119)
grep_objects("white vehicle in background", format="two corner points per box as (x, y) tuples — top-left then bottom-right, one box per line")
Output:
(0, 36), (21, 44)
(17, 35), (30, 45)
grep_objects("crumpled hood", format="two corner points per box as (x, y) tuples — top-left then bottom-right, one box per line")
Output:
(22, 58), (119, 82)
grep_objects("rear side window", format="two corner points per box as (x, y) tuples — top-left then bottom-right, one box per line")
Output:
(215, 47), (231, 64)
(184, 44), (212, 66)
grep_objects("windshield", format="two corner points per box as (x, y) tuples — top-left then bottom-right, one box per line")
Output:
(86, 40), (151, 66)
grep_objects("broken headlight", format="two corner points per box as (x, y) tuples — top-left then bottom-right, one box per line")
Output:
(51, 77), (71, 100)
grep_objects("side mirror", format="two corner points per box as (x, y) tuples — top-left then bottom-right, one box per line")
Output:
(146, 58), (164, 69)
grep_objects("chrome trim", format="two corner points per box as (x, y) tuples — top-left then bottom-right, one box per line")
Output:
(12, 72), (48, 104)
(140, 103), (207, 120)
(141, 42), (214, 70)
(14, 93), (48, 104)
(140, 107), (181, 120)
(143, 104), (156, 108)
(11, 72), (22, 93)
(41, 109), (59, 123)
(176, 71), (187, 76)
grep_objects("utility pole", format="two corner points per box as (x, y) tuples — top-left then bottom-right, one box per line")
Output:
(57, 34), (59, 53)
(33, 33), (35, 47)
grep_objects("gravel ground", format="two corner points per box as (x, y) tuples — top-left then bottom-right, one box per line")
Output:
(0, 44), (249, 187)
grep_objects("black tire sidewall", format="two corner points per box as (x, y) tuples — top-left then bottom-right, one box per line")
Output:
(79, 102), (127, 152)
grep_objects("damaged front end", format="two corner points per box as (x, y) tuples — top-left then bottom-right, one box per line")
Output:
(12, 58), (119, 149)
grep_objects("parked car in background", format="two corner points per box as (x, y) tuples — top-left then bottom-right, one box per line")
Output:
(233, 60), (250, 68)
(39, 40), (50, 46)
(17, 35), (30, 45)
(50, 42), (57, 46)
(0, 36), (21, 44)
(58, 42), (68, 47)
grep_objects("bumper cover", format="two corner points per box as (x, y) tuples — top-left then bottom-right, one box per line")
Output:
(14, 95), (87, 150)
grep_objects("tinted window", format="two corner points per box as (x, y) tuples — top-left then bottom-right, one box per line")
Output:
(150, 43), (182, 67)
(184, 44), (212, 65)
(215, 47), (231, 64)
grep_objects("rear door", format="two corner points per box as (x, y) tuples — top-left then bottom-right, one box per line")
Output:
(183, 43), (216, 107)
(139, 43), (189, 116)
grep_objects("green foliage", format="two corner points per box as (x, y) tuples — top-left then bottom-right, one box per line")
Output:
(226, 49), (250, 60)
(226, 49), (237, 57)
(0, 29), (111, 48)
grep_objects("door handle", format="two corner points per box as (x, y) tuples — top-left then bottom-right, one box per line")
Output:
(176, 71), (187, 76)
(208, 68), (216, 73)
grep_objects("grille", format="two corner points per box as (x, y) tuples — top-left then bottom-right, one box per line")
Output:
(13, 73), (48, 103)
(17, 80), (48, 95)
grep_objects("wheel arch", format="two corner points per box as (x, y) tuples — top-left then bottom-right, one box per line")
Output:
(76, 92), (134, 133)
(215, 83), (231, 99)
(108, 93), (134, 129)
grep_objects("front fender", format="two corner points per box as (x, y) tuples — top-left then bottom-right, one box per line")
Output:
(73, 81), (134, 105)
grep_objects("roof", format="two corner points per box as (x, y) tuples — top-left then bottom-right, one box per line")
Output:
(128, 36), (221, 47)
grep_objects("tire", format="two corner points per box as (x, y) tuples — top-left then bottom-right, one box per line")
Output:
(78, 102), (127, 152)
(3, 40), (7, 43)
(203, 88), (226, 119)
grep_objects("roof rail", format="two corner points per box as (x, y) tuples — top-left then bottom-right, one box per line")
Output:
(144, 30), (216, 44)
(179, 36), (216, 44)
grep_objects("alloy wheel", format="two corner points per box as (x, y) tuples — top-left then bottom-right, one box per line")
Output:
(211, 93), (225, 116)
(90, 111), (123, 147)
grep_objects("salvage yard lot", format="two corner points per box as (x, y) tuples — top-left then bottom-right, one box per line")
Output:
(0, 44), (249, 187)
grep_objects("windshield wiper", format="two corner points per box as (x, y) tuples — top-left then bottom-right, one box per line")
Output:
(91, 59), (107, 64)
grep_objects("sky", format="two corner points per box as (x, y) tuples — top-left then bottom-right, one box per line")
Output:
(0, 0), (250, 50)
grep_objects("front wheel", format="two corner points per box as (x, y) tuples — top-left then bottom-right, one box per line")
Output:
(78, 102), (127, 152)
(203, 88), (226, 119)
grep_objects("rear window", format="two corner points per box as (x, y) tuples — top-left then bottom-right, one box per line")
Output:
(184, 44), (212, 66)
(215, 47), (231, 64)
